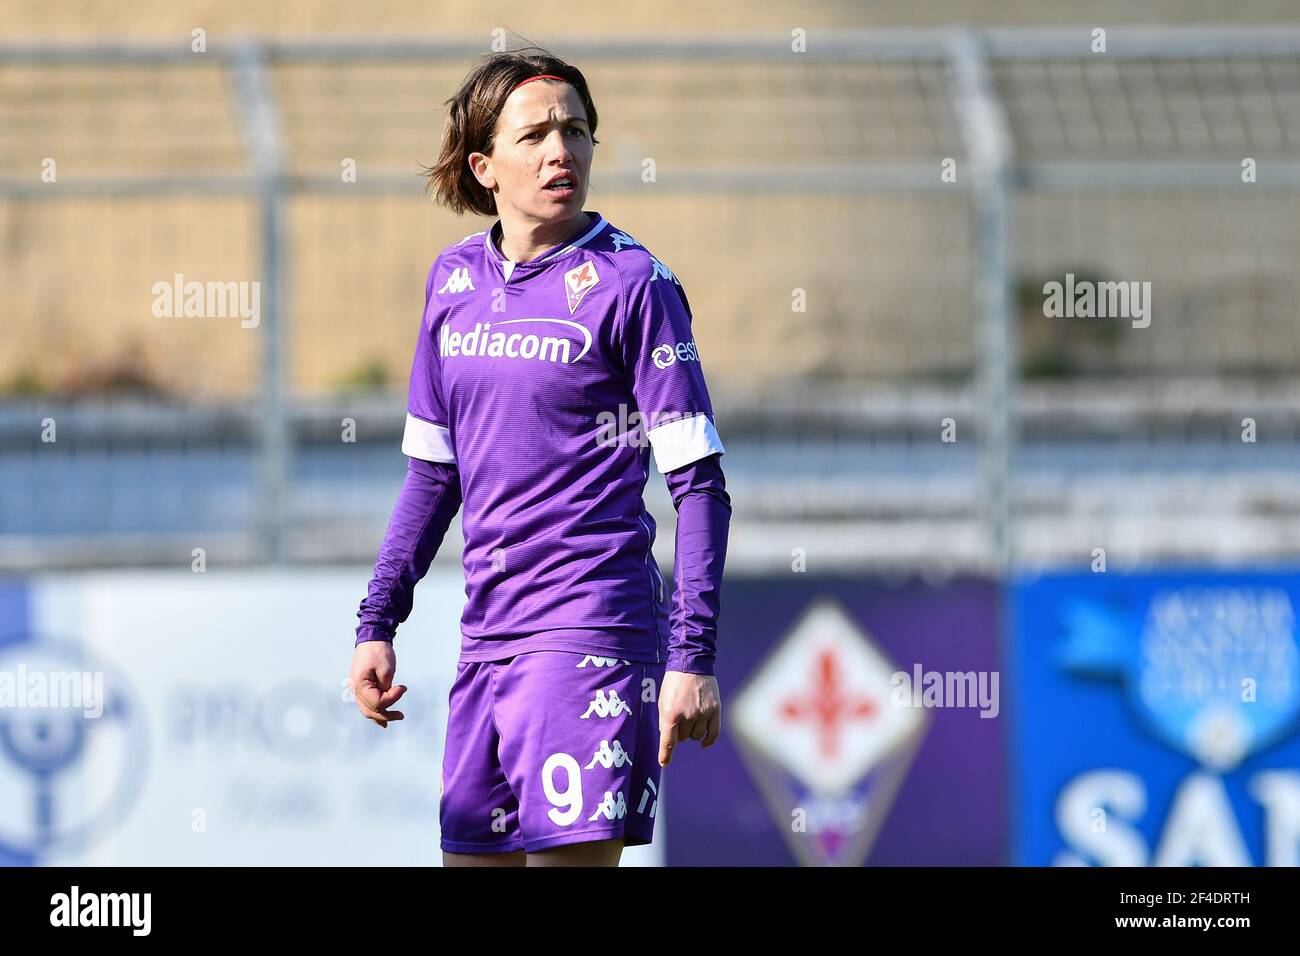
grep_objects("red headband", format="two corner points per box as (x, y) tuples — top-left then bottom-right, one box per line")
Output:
(511, 74), (567, 92)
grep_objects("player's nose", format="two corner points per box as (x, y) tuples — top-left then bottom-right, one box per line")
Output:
(543, 130), (577, 164)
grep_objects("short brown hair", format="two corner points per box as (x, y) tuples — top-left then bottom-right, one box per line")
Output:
(424, 45), (600, 217)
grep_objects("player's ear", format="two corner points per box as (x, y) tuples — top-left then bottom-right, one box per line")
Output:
(467, 152), (495, 190)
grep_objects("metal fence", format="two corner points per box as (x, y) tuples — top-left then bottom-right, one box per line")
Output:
(2, 28), (1299, 571)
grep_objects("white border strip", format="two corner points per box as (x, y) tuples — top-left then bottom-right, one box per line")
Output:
(645, 413), (725, 473)
(401, 413), (456, 463)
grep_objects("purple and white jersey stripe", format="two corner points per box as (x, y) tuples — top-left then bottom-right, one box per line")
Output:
(404, 211), (726, 665)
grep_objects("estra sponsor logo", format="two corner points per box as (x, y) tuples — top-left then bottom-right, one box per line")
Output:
(439, 319), (592, 364)
(651, 339), (701, 369)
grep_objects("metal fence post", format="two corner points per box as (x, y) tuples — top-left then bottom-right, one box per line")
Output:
(231, 42), (289, 564)
(948, 30), (1017, 572)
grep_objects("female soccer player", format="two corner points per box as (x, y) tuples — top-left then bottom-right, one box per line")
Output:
(349, 47), (732, 867)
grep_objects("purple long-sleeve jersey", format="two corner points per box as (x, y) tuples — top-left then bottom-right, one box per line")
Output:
(355, 210), (731, 673)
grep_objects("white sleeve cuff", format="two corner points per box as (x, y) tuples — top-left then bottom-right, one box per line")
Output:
(645, 413), (725, 473)
(401, 412), (456, 463)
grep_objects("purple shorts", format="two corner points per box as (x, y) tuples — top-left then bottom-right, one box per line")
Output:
(439, 650), (667, 855)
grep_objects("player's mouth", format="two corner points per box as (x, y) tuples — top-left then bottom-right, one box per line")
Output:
(542, 174), (577, 198)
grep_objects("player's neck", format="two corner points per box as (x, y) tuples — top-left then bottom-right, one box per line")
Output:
(495, 211), (591, 264)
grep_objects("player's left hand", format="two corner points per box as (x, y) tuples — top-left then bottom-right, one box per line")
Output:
(658, 671), (721, 767)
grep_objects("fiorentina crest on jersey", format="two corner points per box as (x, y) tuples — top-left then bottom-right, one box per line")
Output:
(732, 599), (929, 867)
(564, 260), (600, 315)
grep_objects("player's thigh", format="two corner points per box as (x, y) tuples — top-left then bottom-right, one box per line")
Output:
(443, 849), (526, 867)
(526, 837), (623, 867)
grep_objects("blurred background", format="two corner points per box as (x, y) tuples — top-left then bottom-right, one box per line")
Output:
(2, 1), (1299, 867)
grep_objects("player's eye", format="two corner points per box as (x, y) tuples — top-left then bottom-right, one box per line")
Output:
(523, 125), (584, 143)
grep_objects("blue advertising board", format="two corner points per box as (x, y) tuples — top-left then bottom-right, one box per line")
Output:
(1011, 570), (1300, 866)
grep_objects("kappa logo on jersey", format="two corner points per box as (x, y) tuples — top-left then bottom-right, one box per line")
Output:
(588, 790), (627, 822)
(610, 231), (641, 254)
(651, 339), (701, 370)
(438, 267), (475, 294)
(585, 739), (632, 769)
(576, 655), (630, 668)
(564, 261), (600, 315)
(581, 688), (632, 719)
(650, 255), (680, 284)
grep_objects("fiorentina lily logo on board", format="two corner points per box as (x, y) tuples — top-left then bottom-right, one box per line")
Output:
(732, 599), (929, 867)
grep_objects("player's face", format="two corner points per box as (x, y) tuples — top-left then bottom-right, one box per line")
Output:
(484, 80), (592, 224)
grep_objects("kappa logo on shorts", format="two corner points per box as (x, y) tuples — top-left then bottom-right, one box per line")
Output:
(581, 688), (632, 719)
(585, 739), (632, 769)
(576, 655), (630, 668)
(588, 790), (627, 822)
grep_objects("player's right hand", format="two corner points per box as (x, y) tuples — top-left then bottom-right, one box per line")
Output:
(349, 639), (407, 729)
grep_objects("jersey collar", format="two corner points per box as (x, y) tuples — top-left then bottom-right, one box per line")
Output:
(484, 211), (606, 275)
